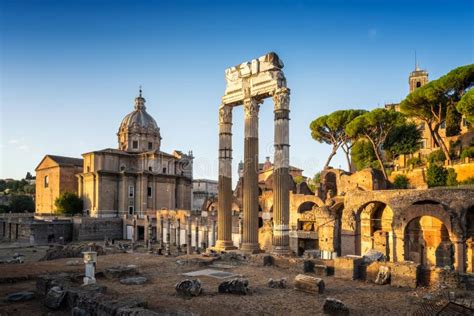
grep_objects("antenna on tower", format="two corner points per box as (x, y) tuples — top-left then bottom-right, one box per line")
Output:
(415, 51), (419, 70)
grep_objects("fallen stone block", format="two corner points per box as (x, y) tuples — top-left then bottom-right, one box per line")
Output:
(175, 279), (202, 297)
(104, 265), (138, 279)
(267, 278), (287, 289)
(314, 264), (329, 277)
(294, 274), (325, 294)
(375, 266), (391, 285)
(5, 291), (34, 302)
(303, 260), (315, 273)
(66, 284), (107, 311)
(218, 278), (249, 295)
(334, 256), (363, 280)
(37, 273), (74, 296)
(120, 277), (148, 285)
(44, 286), (67, 310)
(323, 297), (350, 315)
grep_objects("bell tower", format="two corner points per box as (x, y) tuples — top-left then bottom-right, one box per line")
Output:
(409, 56), (429, 93)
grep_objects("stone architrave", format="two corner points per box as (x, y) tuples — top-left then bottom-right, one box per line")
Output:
(218, 52), (289, 255)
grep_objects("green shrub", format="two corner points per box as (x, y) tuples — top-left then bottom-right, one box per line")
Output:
(407, 157), (422, 167)
(9, 195), (35, 213)
(426, 164), (448, 187)
(460, 147), (474, 159)
(446, 168), (458, 186)
(54, 192), (83, 215)
(460, 176), (474, 185)
(392, 175), (410, 189)
(427, 149), (446, 164)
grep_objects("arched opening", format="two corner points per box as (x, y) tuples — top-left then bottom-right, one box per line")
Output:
(356, 201), (393, 258)
(298, 201), (316, 213)
(466, 206), (474, 273)
(404, 216), (453, 268)
(323, 172), (337, 197)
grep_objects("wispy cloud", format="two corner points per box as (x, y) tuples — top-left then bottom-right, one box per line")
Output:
(7, 138), (30, 152)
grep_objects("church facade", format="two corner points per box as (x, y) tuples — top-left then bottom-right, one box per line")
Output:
(77, 90), (193, 218)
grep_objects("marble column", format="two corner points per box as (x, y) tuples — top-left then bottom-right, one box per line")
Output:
(166, 218), (171, 256)
(159, 215), (164, 249)
(241, 98), (260, 253)
(211, 218), (216, 247)
(216, 104), (236, 250)
(187, 216), (192, 255)
(272, 88), (291, 255)
(453, 238), (466, 273)
(176, 218), (181, 252)
(195, 219), (200, 254)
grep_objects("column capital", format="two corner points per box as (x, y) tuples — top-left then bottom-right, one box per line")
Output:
(272, 87), (290, 111)
(219, 104), (233, 124)
(243, 98), (260, 118)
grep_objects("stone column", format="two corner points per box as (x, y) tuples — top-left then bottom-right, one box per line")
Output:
(159, 215), (164, 249)
(453, 238), (466, 273)
(176, 218), (181, 252)
(241, 98), (260, 253)
(216, 104), (236, 250)
(195, 219), (200, 254)
(166, 217), (171, 256)
(211, 218), (216, 247)
(272, 88), (291, 255)
(187, 216), (192, 255)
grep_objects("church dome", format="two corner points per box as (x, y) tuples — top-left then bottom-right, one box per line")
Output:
(117, 89), (161, 152)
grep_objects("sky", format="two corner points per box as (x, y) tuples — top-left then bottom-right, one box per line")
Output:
(1, 0), (473, 183)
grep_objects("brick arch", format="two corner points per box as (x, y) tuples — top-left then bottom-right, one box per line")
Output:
(293, 195), (325, 211)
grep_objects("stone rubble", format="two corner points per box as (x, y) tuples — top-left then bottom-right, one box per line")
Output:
(323, 297), (350, 315)
(175, 279), (202, 297)
(120, 276), (148, 285)
(218, 278), (249, 295)
(267, 278), (287, 289)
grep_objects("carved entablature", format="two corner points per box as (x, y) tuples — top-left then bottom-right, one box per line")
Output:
(222, 52), (287, 106)
(300, 210), (316, 222)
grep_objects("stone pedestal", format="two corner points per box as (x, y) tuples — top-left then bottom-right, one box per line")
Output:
(241, 98), (260, 254)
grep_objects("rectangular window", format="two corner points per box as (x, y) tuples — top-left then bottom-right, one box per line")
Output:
(128, 206), (134, 215)
(421, 139), (427, 149)
(147, 186), (152, 198)
(148, 166), (152, 171)
(148, 142), (153, 150)
(128, 185), (134, 198)
(44, 175), (49, 188)
(132, 140), (138, 149)
(163, 167), (167, 174)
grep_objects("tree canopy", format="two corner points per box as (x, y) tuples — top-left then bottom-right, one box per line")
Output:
(384, 123), (422, 158)
(400, 64), (474, 163)
(457, 88), (474, 124)
(54, 192), (83, 216)
(310, 109), (366, 170)
(346, 108), (405, 179)
(9, 195), (35, 213)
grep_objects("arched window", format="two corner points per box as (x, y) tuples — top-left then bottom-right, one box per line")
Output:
(44, 175), (49, 188)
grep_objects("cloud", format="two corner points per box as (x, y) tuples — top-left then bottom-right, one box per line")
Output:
(18, 145), (30, 152)
(7, 138), (30, 152)
(368, 28), (377, 39)
(8, 139), (20, 144)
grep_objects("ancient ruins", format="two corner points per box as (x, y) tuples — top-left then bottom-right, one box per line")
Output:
(217, 52), (291, 254)
(1, 52), (473, 315)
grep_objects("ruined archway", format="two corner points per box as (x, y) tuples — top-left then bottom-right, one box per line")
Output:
(404, 215), (454, 268)
(216, 52), (290, 254)
(355, 201), (394, 258)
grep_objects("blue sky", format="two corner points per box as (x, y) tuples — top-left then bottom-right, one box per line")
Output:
(1, 0), (473, 182)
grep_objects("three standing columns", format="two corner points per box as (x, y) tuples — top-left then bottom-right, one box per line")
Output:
(272, 88), (291, 254)
(241, 98), (261, 253)
(216, 104), (236, 250)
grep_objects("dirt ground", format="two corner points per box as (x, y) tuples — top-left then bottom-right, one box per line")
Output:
(0, 244), (466, 316)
